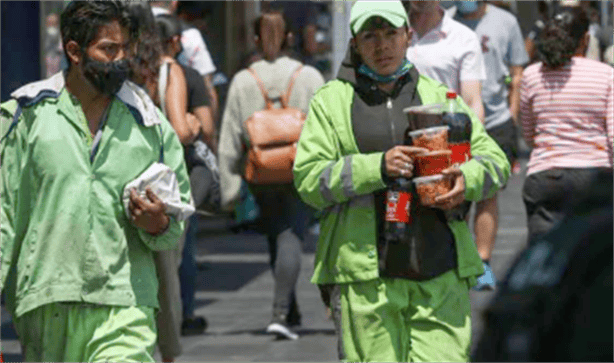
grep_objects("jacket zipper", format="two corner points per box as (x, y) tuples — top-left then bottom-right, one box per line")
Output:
(387, 97), (397, 145)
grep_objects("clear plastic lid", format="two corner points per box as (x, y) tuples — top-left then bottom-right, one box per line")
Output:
(408, 126), (450, 139)
(413, 174), (446, 185)
(403, 103), (443, 115)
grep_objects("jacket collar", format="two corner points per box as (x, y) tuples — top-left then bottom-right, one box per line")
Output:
(336, 44), (420, 105)
(11, 72), (162, 127)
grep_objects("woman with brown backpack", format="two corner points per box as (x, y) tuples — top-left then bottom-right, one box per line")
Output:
(218, 9), (324, 340)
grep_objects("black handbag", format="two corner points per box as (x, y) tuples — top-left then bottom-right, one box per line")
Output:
(186, 140), (220, 215)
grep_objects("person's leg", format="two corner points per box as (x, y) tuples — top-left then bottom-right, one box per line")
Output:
(286, 290), (302, 327)
(522, 168), (598, 243)
(475, 194), (498, 261)
(406, 270), (472, 362)
(474, 194), (499, 291)
(267, 228), (302, 339)
(14, 303), (157, 362)
(154, 250), (183, 361)
(473, 121), (514, 290)
(319, 284), (345, 361)
(339, 278), (409, 362)
(522, 171), (558, 242)
(180, 215), (197, 318)
(84, 305), (157, 362)
(13, 303), (74, 362)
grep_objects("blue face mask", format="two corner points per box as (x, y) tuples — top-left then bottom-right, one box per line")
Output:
(357, 59), (413, 84)
(455, 1), (479, 14)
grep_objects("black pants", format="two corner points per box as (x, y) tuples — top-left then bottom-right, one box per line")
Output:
(486, 119), (518, 166)
(522, 168), (608, 243)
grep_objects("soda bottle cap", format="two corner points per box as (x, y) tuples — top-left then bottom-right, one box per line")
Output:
(446, 91), (457, 99)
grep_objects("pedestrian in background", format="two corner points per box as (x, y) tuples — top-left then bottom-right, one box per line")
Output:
(0, 2), (191, 361)
(404, 1), (498, 291)
(406, 1), (506, 293)
(293, 1), (510, 361)
(218, 9), (325, 340)
(520, 6), (613, 242)
(128, 4), (214, 360)
(151, 1), (220, 125)
(524, 0), (552, 64)
(452, 0), (529, 290)
(155, 13), (217, 342)
(405, 1), (485, 122)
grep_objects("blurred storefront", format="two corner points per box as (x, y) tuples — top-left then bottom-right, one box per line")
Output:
(1, 1), (42, 102)
(3, 1), (611, 103)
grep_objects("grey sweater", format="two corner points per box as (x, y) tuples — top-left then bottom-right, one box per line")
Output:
(218, 56), (325, 210)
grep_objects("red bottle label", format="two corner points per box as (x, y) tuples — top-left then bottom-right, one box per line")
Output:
(386, 190), (412, 223)
(449, 142), (472, 165)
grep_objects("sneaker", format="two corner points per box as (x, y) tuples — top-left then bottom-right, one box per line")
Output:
(512, 161), (522, 175)
(473, 261), (497, 291)
(181, 316), (208, 336)
(266, 322), (299, 340)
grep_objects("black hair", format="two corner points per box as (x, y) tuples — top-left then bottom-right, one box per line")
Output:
(536, 6), (589, 68)
(126, 2), (163, 86)
(176, 1), (214, 18)
(60, 1), (132, 67)
(155, 14), (183, 52)
(154, 14), (182, 55)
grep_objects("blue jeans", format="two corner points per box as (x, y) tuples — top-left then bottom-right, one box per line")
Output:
(179, 214), (198, 319)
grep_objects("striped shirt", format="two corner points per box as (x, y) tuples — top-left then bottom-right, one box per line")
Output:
(520, 57), (613, 176)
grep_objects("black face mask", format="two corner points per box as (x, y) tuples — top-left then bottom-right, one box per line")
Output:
(82, 54), (130, 96)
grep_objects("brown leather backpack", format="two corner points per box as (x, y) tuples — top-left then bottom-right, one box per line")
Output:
(243, 66), (306, 184)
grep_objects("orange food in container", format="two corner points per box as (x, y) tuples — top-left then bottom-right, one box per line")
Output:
(413, 174), (452, 206)
(408, 126), (450, 151)
(414, 150), (452, 177)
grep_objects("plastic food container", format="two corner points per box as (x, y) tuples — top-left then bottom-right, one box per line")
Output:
(414, 150), (451, 177)
(408, 126), (450, 151)
(413, 174), (452, 206)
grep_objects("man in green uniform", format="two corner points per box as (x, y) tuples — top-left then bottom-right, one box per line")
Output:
(293, 1), (510, 361)
(0, 2), (191, 362)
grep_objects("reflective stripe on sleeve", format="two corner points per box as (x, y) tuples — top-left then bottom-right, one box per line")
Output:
(341, 155), (357, 199)
(319, 161), (336, 203)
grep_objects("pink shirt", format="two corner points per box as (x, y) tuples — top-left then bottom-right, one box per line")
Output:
(520, 57), (613, 176)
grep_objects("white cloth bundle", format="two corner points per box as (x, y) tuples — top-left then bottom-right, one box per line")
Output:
(123, 162), (195, 222)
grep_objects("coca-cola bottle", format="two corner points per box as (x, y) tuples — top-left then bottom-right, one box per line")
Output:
(384, 177), (413, 241)
(442, 91), (472, 165)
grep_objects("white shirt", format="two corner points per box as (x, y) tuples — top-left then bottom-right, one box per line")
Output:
(152, 7), (217, 76)
(406, 10), (486, 93)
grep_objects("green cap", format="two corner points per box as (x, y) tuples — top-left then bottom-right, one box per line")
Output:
(350, 0), (409, 35)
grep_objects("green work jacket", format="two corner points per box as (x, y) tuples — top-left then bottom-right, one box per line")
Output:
(293, 70), (511, 285)
(0, 73), (191, 318)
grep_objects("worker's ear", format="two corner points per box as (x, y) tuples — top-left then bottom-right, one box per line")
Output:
(65, 40), (83, 66)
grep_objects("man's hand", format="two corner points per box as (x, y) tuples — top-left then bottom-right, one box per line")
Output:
(385, 146), (429, 178)
(129, 188), (170, 235)
(432, 167), (466, 210)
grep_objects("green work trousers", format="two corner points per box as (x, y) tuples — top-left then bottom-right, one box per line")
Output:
(340, 269), (472, 362)
(14, 302), (157, 362)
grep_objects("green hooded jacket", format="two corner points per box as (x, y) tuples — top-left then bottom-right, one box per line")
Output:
(0, 73), (191, 318)
(293, 56), (510, 285)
